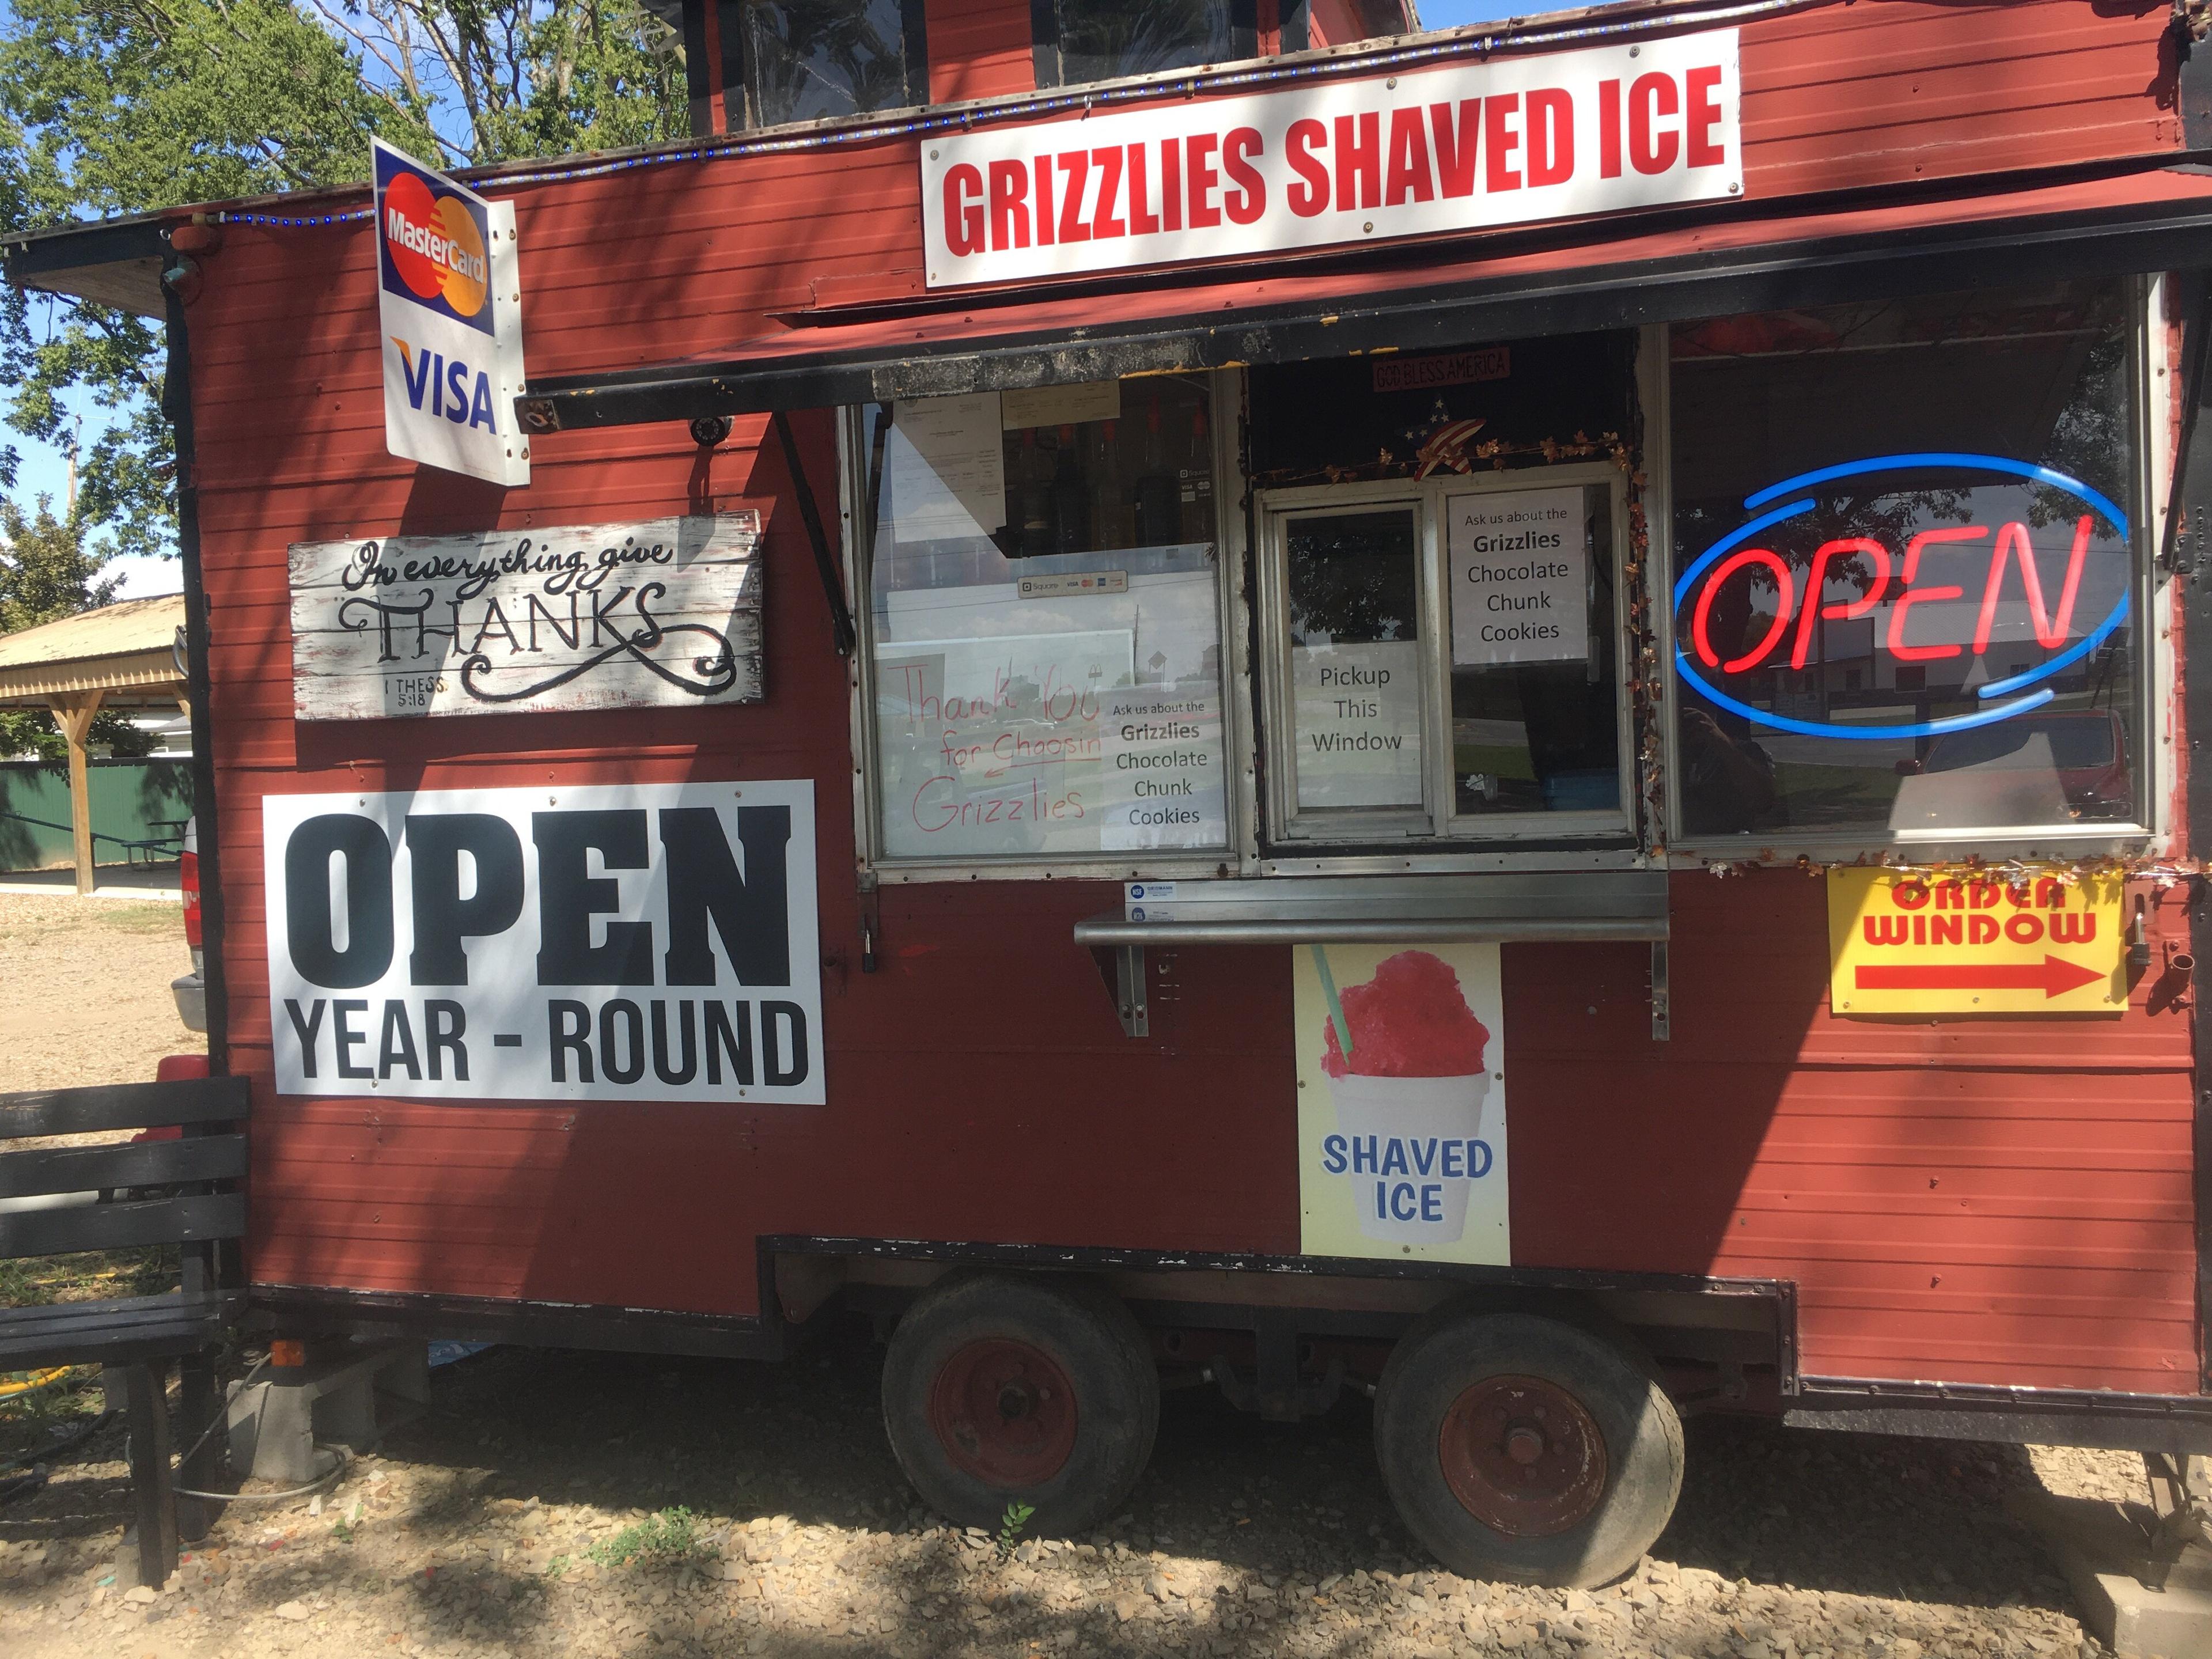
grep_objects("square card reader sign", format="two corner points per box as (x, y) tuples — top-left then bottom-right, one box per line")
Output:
(264, 781), (824, 1104)
(374, 138), (529, 487)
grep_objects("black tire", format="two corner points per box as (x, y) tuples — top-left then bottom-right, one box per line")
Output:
(1374, 1308), (1683, 1588)
(881, 1272), (1159, 1536)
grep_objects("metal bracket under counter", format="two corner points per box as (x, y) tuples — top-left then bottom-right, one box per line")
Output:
(1075, 872), (1672, 1041)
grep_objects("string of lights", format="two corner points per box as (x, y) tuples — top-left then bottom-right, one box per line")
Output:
(213, 0), (1823, 230)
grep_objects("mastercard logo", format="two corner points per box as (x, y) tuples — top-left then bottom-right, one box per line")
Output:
(381, 171), (488, 319)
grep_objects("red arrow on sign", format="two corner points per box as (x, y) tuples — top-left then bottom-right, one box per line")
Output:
(1854, 956), (2105, 999)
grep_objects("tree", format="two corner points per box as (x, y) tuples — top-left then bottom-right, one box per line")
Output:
(0, 1), (686, 561)
(0, 495), (149, 760)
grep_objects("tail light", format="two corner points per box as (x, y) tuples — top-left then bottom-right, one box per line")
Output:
(181, 820), (203, 951)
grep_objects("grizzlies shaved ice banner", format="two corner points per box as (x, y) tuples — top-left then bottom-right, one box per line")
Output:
(1296, 944), (1509, 1264)
(374, 139), (529, 486)
(264, 781), (821, 1104)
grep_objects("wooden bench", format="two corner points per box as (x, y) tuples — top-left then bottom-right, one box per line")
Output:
(0, 1073), (249, 1586)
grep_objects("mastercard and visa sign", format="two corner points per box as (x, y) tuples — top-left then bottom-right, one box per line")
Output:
(372, 140), (528, 487)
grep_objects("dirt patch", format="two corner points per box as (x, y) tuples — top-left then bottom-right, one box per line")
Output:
(0, 1339), (2137, 1659)
(0, 894), (202, 1095)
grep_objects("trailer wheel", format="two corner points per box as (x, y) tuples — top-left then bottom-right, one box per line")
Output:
(882, 1274), (1158, 1535)
(1374, 1308), (1682, 1588)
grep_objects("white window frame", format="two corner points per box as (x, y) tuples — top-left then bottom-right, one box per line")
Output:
(1251, 463), (1638, 853)
(1647, 278), (2172, 863)
(840, 366), (1254, 885)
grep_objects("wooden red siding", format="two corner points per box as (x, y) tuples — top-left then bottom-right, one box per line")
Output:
(927, 0), (1034, 104)
(173, 0), (2199, 1395)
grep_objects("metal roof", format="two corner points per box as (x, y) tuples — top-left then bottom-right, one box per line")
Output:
(0, 594), (187, 706)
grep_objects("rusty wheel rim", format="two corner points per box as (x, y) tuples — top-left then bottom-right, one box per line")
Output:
(1437, 1373), (1608, 1536)
(927, 1338), (1078, 1487)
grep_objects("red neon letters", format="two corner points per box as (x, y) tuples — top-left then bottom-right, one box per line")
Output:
(1690, 516), (2098, 676)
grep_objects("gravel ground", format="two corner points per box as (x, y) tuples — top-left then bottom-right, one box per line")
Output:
(0, 893), (202, 1095)
(0, 1332), (2142, 1659)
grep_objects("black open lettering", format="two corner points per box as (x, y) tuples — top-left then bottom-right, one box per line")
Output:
(407, 813), (525, 986)
(650, 999), (698, 1085)
(534, 809), (654, 985)
(378, 1002), (422, 1080)
(285, 815), (394, 989)
(661, 805), (791, 986)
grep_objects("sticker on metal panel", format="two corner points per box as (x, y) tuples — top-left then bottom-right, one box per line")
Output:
(1827, 868), (2124, 1016)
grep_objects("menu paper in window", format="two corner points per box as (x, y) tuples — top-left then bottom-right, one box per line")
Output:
(1293, 641), (1423, 808)
(873, 567), (1229, 858)
(1449, 488), (1589, 666)
(888, 393), (1006, 542)
(921, 31), (1741, 289)
(1001, 380), (1121, 430)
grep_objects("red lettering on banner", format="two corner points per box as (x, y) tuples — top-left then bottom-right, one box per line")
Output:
(1286, 119), (1329, 216)
(944, 164), (984, 256)
(1527, 88), (1574, 186)
(1484, 93), (1522, 192)
(1033, 156), (1055, 245)
(1161, 137), (1183, 230)
(1599, 79), (1623, 178)
(1224, 128), (1266, 224)
(1974, 516), (2092, 653)
(1056, 151), (1091, 243)
(1686, 65), (1726, 166)
(987, 160), (1029, 251)
(1335, 111), (1380, 211)
(1430, 100), (1481, 196)
(1127, 142), (1161, 234)
(1385, 107), (1435, 206)
(1187, 131), (1223, 228)
(1788, 537), (1890, 670)
(1630, 71), (1680, 174)
(1092, 146), (1127, 239)
(1886, 526), (1984, 663)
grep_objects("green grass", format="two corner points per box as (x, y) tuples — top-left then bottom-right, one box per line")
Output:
(588, 1507), (706, 1567)
(0, 1245), (177, 1309)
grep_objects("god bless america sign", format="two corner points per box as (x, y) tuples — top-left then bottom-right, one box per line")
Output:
(921, 31), (1740, 289)
(263, 782), (823, 1105)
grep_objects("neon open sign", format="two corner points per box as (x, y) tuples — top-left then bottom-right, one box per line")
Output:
(1671, 454), (2131, 741)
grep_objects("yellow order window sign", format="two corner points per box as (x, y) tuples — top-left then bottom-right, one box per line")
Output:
(1827, 868), (2125, 1015)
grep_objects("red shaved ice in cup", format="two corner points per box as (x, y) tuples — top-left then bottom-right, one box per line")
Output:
(1319, 950), (1494, 1245)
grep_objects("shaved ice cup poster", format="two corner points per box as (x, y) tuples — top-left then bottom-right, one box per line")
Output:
(1294, 944), (1510, 1265)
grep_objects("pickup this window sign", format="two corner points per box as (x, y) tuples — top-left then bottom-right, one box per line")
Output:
(262, 782), (824, 1104)
(921, 31), (1740, 289)
(287, 513), (762, 721)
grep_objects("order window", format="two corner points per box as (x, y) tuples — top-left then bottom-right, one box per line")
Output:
(1666, 278), (2145, 843)
(1257, 465), (1632, 844)
(733, 0), (920, 128)
(855, 374), (1232, 864)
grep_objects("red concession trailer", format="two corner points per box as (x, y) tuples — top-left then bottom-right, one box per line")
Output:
(13, 0), (2212, 1589)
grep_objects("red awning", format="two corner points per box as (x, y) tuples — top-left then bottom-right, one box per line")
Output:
(520, 165), (2212, 431)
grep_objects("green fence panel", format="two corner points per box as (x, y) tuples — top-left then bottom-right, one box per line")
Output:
(0, 759), (194, 872)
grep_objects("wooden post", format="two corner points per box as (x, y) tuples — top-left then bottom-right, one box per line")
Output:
(106, 1360), (179, 1589)
(47, 691), (105, 895)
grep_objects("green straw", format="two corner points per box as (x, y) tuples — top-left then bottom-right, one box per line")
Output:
(1310, 944), (1353, 1061)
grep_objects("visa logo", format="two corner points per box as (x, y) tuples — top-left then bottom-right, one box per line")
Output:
(393, 338), (498, 433)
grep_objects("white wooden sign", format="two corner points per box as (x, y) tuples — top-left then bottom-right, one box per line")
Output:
(921, 30), (1740, 289)
(289, 513), (763, 721)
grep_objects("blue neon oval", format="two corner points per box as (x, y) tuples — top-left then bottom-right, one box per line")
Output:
(1675, 453), (2132, 741)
